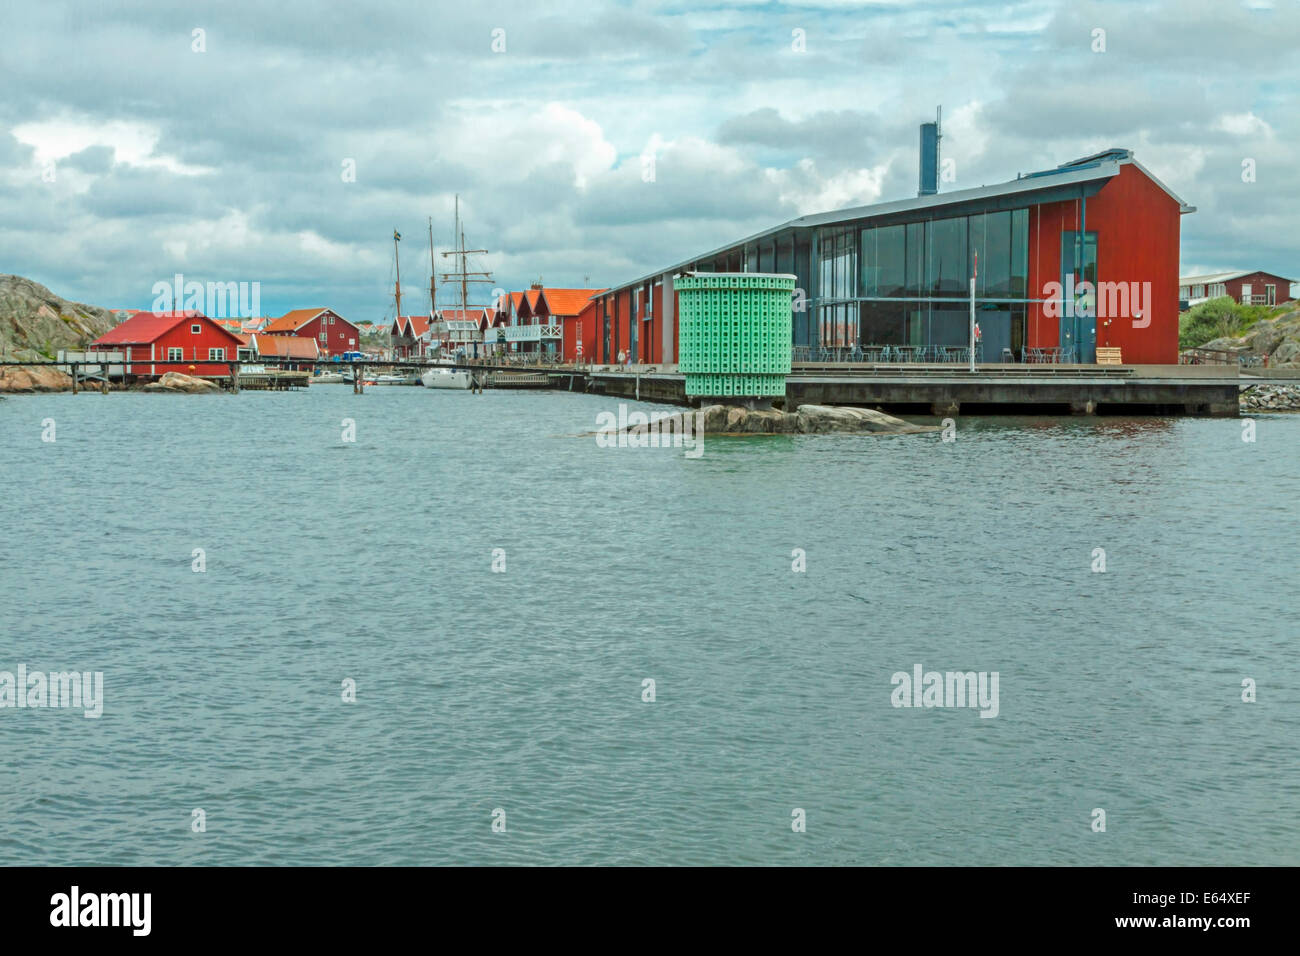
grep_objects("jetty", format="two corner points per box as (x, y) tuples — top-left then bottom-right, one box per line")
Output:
(4, 354), (1281, 415)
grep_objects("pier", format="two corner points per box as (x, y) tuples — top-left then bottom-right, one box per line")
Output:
(4, 356), (1280, 415)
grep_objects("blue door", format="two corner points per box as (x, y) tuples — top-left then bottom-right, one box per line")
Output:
(1061, 231), (1097, 363)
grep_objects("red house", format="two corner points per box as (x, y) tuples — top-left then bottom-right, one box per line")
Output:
(389, 315), (431, 358)
(263, 308), (359, 357)
(89, 310), (247, 378)
(538, 288), (605, 362)
(1179, 270), (1294, 308)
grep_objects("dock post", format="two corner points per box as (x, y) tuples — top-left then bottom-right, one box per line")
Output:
(352, 363), (359, 394)
(71, 362), (78, 395)
(230, 361), (240, 394)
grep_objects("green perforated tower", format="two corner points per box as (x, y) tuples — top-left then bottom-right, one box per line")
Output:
(676, 272), (795, 403)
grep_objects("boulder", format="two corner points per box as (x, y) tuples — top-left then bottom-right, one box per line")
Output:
(793, 404), (933, 434)
(142, 371), (221, 393)
(588, 402), (937, 438)
(1271, 341), (1300, 367)
(0, 365), (74, 392)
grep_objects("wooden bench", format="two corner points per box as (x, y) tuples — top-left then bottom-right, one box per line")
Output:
(1096, 347), (1123, 365)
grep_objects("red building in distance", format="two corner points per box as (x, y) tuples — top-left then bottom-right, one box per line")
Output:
(263, 308), (359, 357)
(89, 310), (247, 378)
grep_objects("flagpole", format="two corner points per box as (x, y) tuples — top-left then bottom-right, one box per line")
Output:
(969, 249), (977, 373)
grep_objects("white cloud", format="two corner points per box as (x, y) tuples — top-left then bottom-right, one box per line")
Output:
(11, 117), (213, 175)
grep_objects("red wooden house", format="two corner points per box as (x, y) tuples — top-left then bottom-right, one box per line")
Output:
(1179, 270), (1294, 308)
(89, 310), (247, 378)
(263, 308), (359, 357)
(390, 315), (432, 358)
(539, 288), (605, 362)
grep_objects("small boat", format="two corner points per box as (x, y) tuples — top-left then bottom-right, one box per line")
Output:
(421, 367), (471, 389)
(373, 372), (419, 385)
(312, 371), (346, 384)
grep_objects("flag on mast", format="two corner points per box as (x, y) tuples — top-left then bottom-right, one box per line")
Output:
(394, 230), (401, 241)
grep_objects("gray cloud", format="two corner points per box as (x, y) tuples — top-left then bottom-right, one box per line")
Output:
(0, 0), (1295, 317)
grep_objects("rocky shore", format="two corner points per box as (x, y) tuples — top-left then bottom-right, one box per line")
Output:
(0, 368), (223, 394)
(1202, 305), (1300, 366)
(1240, 383), (1300, 411)
(0, 366), (74, 392)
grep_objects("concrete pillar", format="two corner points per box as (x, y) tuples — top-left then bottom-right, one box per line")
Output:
(1069, 400), (1097, 415)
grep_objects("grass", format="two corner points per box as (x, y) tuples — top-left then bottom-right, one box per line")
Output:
(1178, 296), (1289, 351)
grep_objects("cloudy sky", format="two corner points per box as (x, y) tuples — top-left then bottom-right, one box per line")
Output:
(1, 0), (1295, 321)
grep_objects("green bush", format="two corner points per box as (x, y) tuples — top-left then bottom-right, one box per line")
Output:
(1178, 296), (1283, 351)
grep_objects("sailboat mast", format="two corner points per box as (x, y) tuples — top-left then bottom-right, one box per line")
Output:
(394, 228), (402, 320)
(434, 217), (444, 314)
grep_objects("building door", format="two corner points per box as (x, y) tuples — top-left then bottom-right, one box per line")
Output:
(602, 301), (610, 363)
(977, 307), (1012, 363)
(1266, 284), (1276, 305)
(1061, 231), (1097, 363)
(1241, 283), (1252, 305)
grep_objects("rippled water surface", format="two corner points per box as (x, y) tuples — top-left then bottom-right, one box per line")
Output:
(1, 387), (1296, 865)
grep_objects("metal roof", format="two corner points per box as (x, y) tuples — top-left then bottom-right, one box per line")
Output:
(599, 149), (1195, 298)
(1179, 270), (1295, 285)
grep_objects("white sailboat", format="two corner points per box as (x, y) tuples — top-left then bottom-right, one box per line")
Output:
(421, 367), (471, 388)
(422, 195), (489, 391)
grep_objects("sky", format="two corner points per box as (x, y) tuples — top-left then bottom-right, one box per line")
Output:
(1, 0), (1296, 322)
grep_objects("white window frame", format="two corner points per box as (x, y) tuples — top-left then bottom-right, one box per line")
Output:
(167, 347), (183, 361)
(208, 348), (225, 361)
(191, 324), (202, 334)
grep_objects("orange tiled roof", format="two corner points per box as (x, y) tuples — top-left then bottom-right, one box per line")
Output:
(264, 308), (328, 333)
(541, 288), (606, 317)
(251, 334), (320, 359)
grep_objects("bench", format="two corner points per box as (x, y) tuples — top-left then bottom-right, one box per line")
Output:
(1096, 347), (1123, 365)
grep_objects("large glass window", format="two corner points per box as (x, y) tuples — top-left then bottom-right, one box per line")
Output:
(859, 302), (906, 344)
(905, 222), (925, 297)
(970, 211), (1011, 297)
(928, 216), (968, 297)
(860, 224), (904, 297)
(1011, 208), (1028, 298)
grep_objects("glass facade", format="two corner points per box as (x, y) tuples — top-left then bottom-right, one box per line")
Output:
(689, 203), (1033, 356)
(812, 207), (1031, 354)
(818, 226), (857, 346)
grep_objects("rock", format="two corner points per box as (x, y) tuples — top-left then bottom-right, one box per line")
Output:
(793, 404), (933, 434)
(1240, 384), (1300, 411)
(0, 365), (74, 392)
(142, 371), (221, 393)
(587, 402), (937, 438)
(0, 274), (115, 360)
(1271, 341), (1300, 367)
